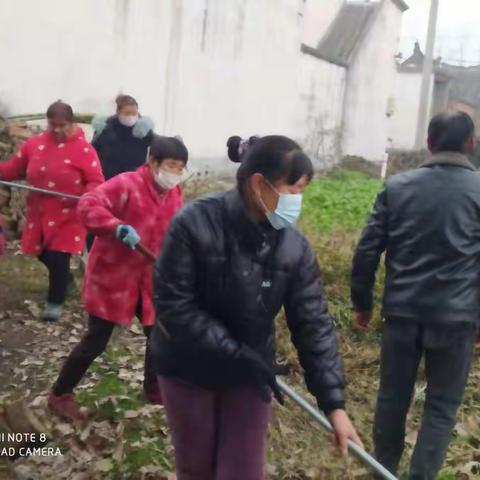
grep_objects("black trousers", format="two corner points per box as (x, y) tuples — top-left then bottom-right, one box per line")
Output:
(53, 314), (157, 396)
(85, 233), (95, 252)
(374, 319), (476, 480)
(38, 250), (71, 305)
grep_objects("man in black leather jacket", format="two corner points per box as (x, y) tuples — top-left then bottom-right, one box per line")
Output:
(351, 111), (480, 479)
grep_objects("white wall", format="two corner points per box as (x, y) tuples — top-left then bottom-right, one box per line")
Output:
(296, 55), (346, 167)
(0, 1), (173, 116)
(342, 0), (405, 161)
(389, 71), (433, 150)
(0, 0), (347, 175)
(173, 0), (306, 171)
(298, 0), (346, 168)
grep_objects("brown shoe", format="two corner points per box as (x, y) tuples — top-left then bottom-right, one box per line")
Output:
(48, 391), (86, 421)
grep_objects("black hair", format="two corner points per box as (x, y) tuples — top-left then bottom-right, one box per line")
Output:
(227, 136), (259, 163)
(150, 135), (188, 165)
(228, 135), (313, 195)
(116, 94), (138, 111)
(428, 111), (475, 153)
(46, 100), (74, 123)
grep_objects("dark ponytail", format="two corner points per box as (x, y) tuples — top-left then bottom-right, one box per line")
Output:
(228, 135), (313, 196)
(227, 135), (260, 163)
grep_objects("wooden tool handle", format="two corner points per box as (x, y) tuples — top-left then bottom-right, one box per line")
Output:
(136, 242), (156, 264)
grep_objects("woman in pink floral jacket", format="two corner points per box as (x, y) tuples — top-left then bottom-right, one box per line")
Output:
(48, 135), (188, 421)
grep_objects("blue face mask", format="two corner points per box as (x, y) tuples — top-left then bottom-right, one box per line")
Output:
(260, 182), (303, 230)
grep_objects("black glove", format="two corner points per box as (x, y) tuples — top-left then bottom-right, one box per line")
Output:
(273, 361), (290, 376)
(238, 345), (284, 405)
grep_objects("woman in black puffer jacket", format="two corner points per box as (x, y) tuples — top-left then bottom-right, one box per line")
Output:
(150, 135), (361, 480)
(86, 94), (154, 251)
(91, 94), (154, 180)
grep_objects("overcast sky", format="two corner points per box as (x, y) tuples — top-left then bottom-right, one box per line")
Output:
(400, 0), (480, 66)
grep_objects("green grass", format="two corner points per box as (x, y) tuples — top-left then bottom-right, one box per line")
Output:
(299, 170), (385, 331)
(302, 170), (383, 233)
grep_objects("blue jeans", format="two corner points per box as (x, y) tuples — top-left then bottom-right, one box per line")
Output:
(374, 319), (476, 479)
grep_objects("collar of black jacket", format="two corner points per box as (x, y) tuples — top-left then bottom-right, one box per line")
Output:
(421, 152), (476, 171)
(224, 189), (279, 257)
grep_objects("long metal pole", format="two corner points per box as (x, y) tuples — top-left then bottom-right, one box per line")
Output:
(0, 178), (158, 262)
(276, 378), (398, 480)
(414, 0), (440, 149)
(0, 180), (80, 200)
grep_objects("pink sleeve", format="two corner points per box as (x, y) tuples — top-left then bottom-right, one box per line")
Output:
(77, 175), (127, 236)
(0, 141), (30, 180)
(175, 186), (183, 210)
(81, 147), (105, 192)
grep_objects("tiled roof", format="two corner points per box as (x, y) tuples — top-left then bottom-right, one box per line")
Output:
(304, 2), (380, 67)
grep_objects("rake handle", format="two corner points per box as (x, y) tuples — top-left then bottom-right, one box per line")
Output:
(136, 242), (156, 263)
(276, 378), (398, 480)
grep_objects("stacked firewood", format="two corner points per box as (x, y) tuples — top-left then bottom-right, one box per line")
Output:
(0, 115), (36, 238)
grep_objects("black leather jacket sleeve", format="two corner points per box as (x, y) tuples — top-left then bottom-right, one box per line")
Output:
(284, 238), (346, 414)
(153, 216), (242, 361)
(351, 189), (388, 312)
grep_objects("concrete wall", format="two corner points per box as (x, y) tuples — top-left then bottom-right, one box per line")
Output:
(0, 0), (347, 175)
(297, 55), (346, 167)
(448, 100), (478, 131)
(389, 71), (433, 150)
(298, 0), (346, 166)
(390, 76), (479, 150)
(431, 80), (450, 117)
(342, 0), (405, 161)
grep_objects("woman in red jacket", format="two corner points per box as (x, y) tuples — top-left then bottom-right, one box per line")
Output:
(0, 101), (104, 321)
(48, 135), (187, 420)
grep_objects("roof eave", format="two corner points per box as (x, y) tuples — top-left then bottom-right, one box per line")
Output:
(346, 2), (382, 66)
(300, 43), (349, 68)
(391, 0), (409, 12)
(396, 63), (455, 81)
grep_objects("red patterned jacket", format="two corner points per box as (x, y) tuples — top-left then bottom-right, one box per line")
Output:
(0, 128), (104, 255)
(78, 164), (182, 326)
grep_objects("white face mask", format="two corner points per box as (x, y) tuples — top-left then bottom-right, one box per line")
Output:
(155, 169), (182, 190)
(118, 115), (139, 127)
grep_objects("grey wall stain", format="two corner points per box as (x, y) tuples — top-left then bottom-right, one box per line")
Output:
(234, 0), (248, 57)
(302, 76), (342, 166)
(201, 0), (209, 52)
(163, 0), (184, 133)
